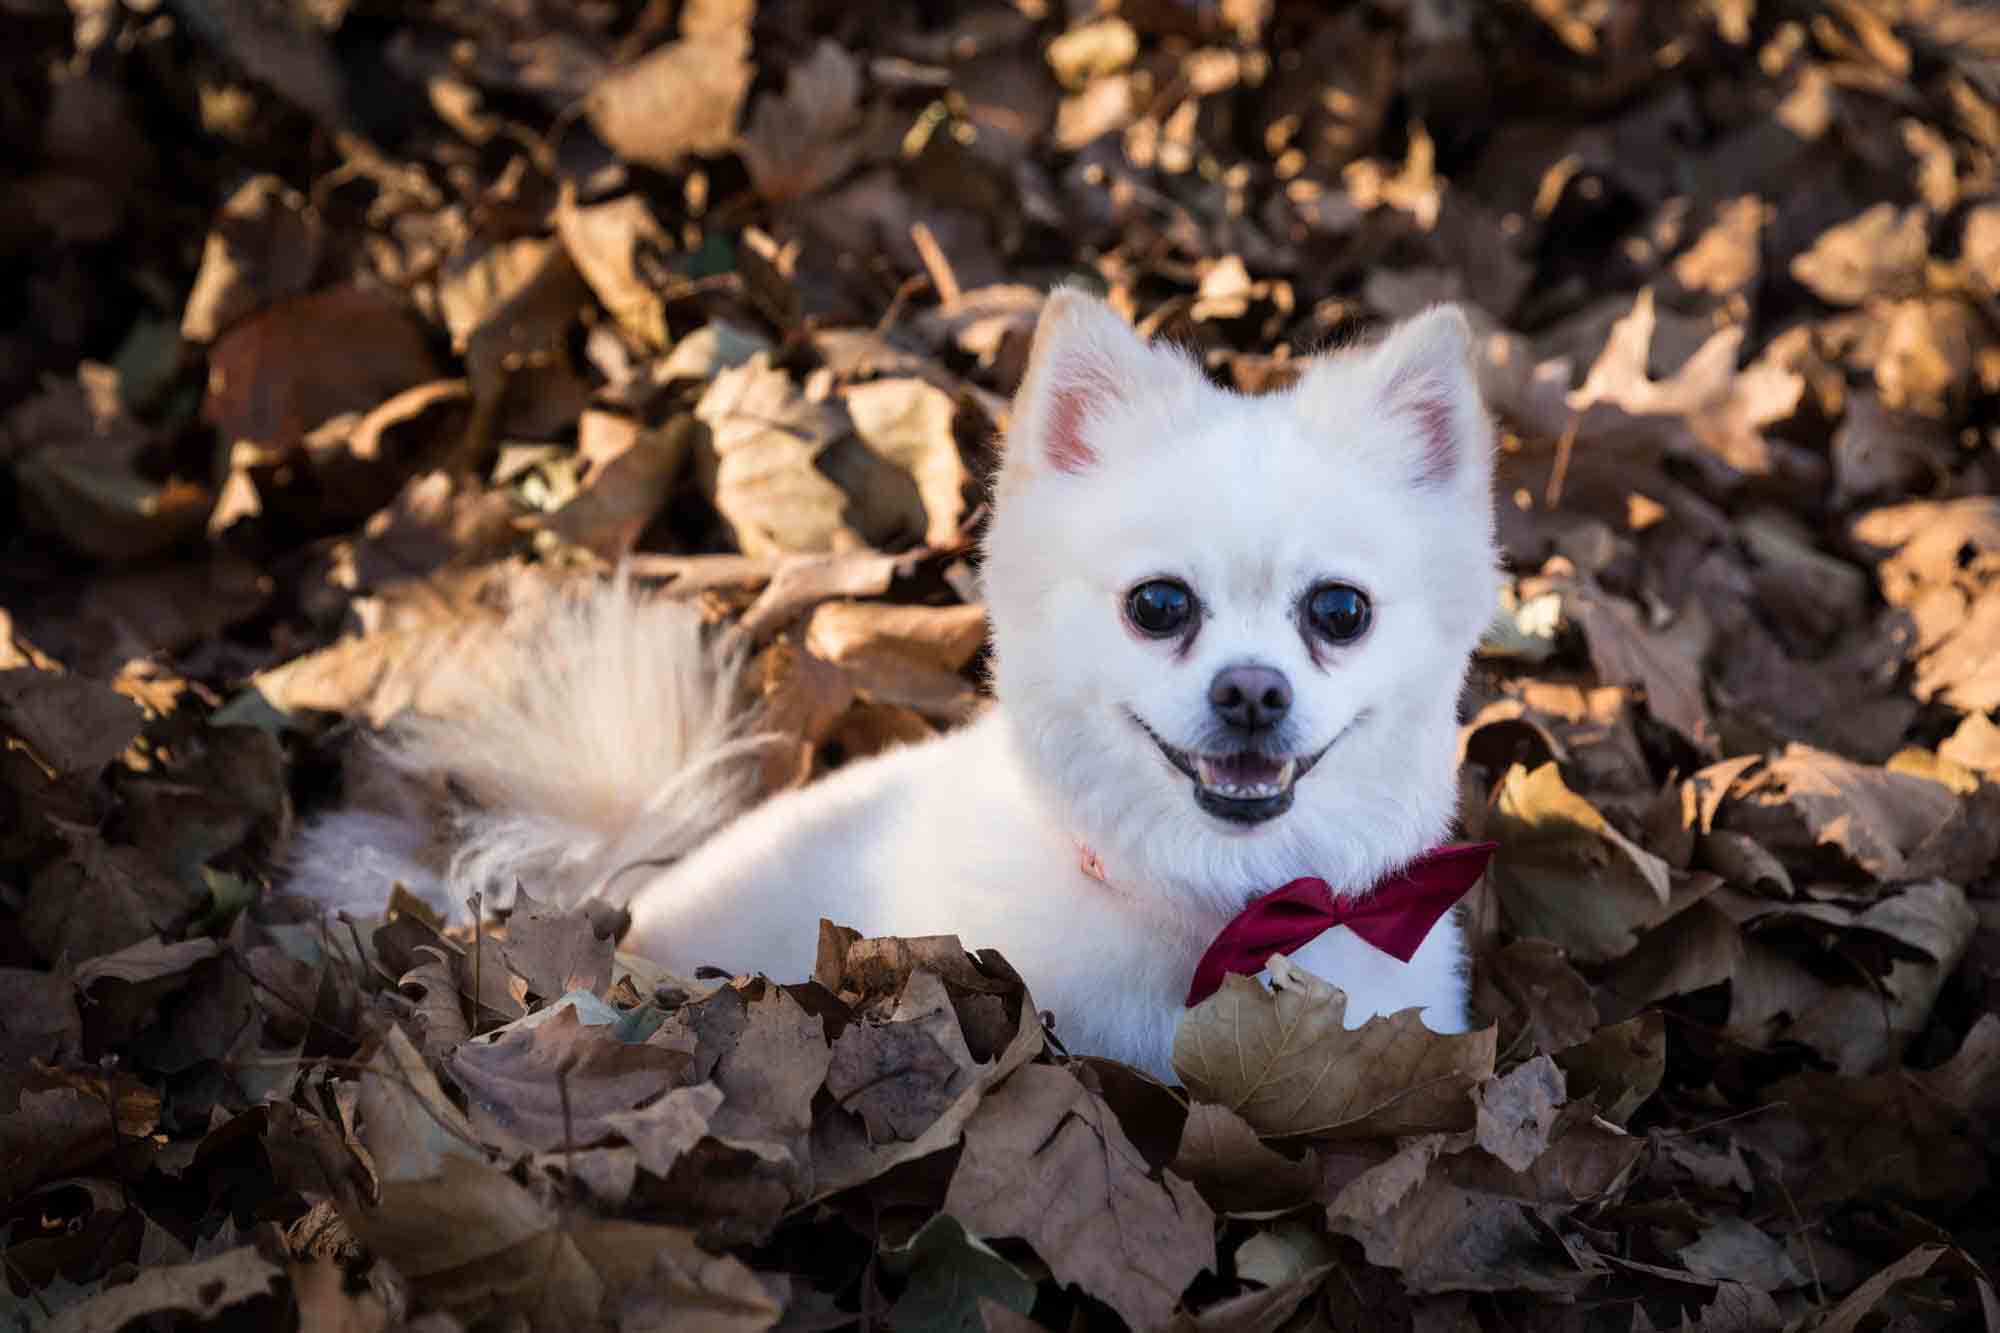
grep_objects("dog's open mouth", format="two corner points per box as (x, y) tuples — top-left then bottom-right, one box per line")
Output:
(1127, 712), (1337, 826)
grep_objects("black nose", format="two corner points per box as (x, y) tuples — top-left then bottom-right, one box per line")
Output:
(1209, 665), (1292, 731)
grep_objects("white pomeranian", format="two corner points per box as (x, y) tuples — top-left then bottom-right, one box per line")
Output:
(289, 288), (1500, 1077)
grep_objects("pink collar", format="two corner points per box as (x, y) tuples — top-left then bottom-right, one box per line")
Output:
(1080, 841), (1498, 1005)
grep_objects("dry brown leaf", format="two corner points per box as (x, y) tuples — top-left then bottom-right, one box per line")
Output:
(1324, 1135), (1599, 1296)
(585, 29), (753, 172)
(1566, 288), (1811, 492)
(825, 981), (968, 1142)
(1485, 762), (1677, 964)
(554, 185), (671, 350)
(1168, 1102), (1318, 1215)
(943, 1063), (1215, 1331)
(0, 968), (83, 1068)
(1563, 581), (1717, 753)
(1473, 938), (1599, 1057)
(740, 40), (865, 203)
(708, 985), (831, 1164)
(1717, 743), (1962, 884)
(1672, 195), (1765, 297)
(734, 551), (904, 646)
(0, 1086), (128, 1200)
(1472, 1055), (1564, 1173)
(23, 822), (198, 964)
(205, 286), (441, 457)
(8, 365), (212, 562)
(1807, 1245), (1996, 1333)
(1874, 295), (1978, 416)
(73, 936), (221, 989)
(447, 1004), (691, 1153)
(399, 946), (473, 1054)
(0, 667), (143, 776)
(1676, 1217), (1805, 1293)
(1723, 880), (1975, 1074)
(605, 1081), (724, 1179)
(695, 355), (857, 557)
(44, 1246), (281, 1333)
(810, 926), (1044, 1197)
(804, 601), (987, 674)
(604, 1222), (785, 1332)
(501, 888), (616, 1003)
(1597, 897), (1743, 1024)
(838, 377), (972, 549)
(747, 636), (858, 789)
(180, 173), (323, 343)
(454, 239), (595, 444)
(1790, 203), (1929, 305)
(1829, 392), (1953, 510)
(1174, 956), (1496, 1139)
(1940, 711), (2000, 776)
(1757, 1040), (1991, 1207)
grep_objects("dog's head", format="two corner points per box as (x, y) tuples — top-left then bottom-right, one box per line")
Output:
(981, 289), (1498, 917)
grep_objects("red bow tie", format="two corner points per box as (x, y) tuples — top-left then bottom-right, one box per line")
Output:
(1184, 842), (1498, 1006)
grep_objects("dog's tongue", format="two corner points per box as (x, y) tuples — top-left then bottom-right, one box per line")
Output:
(1208, 752), (1284, 784)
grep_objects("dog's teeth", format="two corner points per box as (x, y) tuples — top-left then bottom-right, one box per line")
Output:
(1194, 755), (1299, 801)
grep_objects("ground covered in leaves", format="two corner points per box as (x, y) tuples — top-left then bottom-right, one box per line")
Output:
(5, 0), (2000, 1329)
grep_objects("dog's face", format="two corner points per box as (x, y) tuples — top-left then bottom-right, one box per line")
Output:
(981, 290), (1498, 919)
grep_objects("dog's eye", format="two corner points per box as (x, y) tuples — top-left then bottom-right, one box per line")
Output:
(1305, 584), (1370, 643)
(1126, 579), (1195, 637)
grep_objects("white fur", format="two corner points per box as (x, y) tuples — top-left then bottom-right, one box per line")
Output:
(287, 291), (1499, 1078)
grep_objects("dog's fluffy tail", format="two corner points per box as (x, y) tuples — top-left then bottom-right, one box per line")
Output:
(284, 577), (766, 922)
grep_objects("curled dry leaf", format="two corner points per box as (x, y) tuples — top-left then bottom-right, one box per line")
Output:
(0, 968), (83, 1068)
(1485, 762), (1676, 964)
(180, 173), (323, 343)
(1789, 204), (1929, 306)
(23, 822), (200, 964)
(1551, 1012), (1665, 1126)
(44, 1247), (281, 1333)
(1473, 937), (1599, 1056)
(1174, 955), (1496, 1139)
(9, 365), (212, 562)
(942, 1063), (1216, 1331)
(1567, 288), (1810, 492)
(0, 667), (143, 776)
(696, 355), (857, 557)
(1676, 1216), (1806, 1293)
(554, 186), (671, 350)
(804, 600), (986, 719)
(1563, 579), (1716, 754)
(1472, 1055), (1565, 1173)
(1169, 1102), (1318, 1215)
(838, 377), (972, 550)
(501, 886), (616, 1002)
(1854, 497), (2000, 714)
(740, 40), (866, 203)
(604, 1081), (724, 1180)
(446, 1004), (694, 1153)
(1724, 879), (1975, 1074)
(810, 923), (1043, 1197)
(206, 286), (441, 458)
(1324, 1135), (1600, 1297)
(585, 28), (753, 172)
(1716, 743), (1964, 885)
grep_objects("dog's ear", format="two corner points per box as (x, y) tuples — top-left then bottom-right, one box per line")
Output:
(1005, 286), (1191, 477)
(1296, 305), (1491, 491)
(1362, 305), (1490, 489)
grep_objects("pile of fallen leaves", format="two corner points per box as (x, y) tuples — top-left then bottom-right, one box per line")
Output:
(5, 0), (2000, 1328)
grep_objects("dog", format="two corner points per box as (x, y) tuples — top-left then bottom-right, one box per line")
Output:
(288, 288), (1500, 1078)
